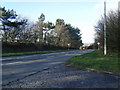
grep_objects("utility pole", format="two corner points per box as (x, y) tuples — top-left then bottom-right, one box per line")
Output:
(118, 1), (120, 13)
(104, 0), (107, 55)
(118, 1), (120, 56)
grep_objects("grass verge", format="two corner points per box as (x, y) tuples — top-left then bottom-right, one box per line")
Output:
(2, 49), (75, 57)
(66, 50), (119, 73)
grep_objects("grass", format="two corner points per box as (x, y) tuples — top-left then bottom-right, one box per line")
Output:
(66, 50), (119, 73)
(2, 49), (75, 57)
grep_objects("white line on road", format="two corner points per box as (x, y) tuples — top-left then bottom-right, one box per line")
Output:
(2, 59), (49, 65)
(2, 52), (67, 61)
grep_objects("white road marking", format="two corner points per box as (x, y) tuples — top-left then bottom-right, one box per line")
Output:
(2, 52), (67, 61)
(2, 59), (49, 65)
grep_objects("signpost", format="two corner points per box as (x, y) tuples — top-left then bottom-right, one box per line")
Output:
(97, 42), (100, 50)
(68, 43), (71, 50)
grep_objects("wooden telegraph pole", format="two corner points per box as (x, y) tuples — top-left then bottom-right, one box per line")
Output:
(104, 1), (107, 55)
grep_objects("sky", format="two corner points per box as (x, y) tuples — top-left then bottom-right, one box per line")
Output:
(1, 0), (119, 44)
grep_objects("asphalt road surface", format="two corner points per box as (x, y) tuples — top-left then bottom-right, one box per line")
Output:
(2, 49), (119, 88)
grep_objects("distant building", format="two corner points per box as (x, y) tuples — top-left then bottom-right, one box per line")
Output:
(80, 43), (92, 49)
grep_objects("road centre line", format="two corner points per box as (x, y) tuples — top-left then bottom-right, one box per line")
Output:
(2, 52), (68, 61)
(2, 59), (49, 66)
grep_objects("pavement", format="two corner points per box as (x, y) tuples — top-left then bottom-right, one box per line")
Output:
(2, 49), (120, 88)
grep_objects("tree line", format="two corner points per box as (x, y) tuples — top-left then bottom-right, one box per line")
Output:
(94, 9), (119, 53)
(0, 7), (83, 50)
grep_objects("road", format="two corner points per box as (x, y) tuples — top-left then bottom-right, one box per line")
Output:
(2, 49), (119, 88)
